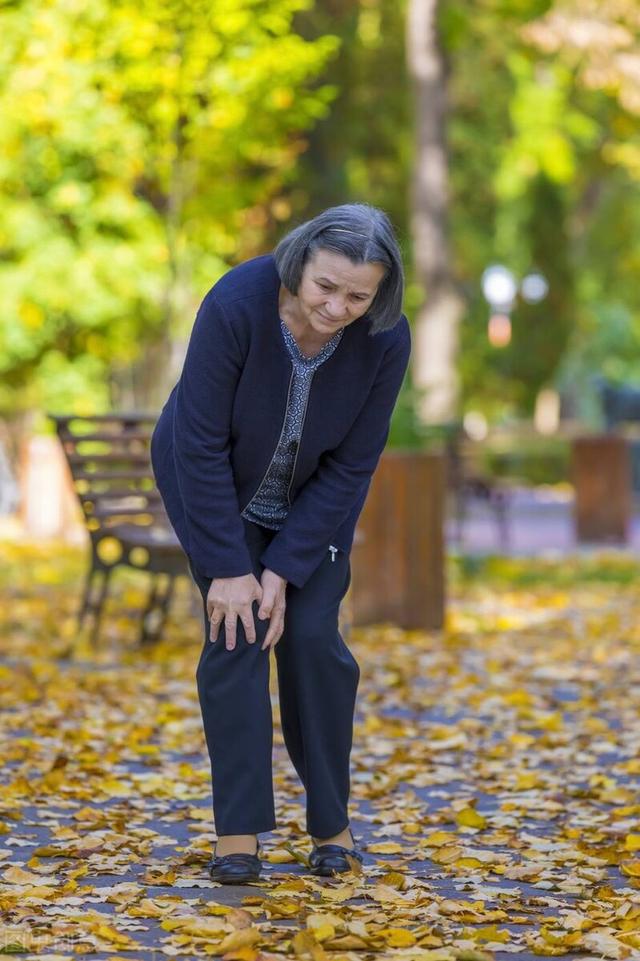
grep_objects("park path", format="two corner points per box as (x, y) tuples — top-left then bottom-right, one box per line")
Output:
(448, 485), (640, 557)
(1, 542), (640, 960)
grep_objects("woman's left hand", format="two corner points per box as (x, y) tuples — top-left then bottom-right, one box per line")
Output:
(258, 569), (287, 650)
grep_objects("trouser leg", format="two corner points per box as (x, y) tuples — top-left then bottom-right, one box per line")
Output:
(191, 522), (276, 836)
(275, 547), (358, 839)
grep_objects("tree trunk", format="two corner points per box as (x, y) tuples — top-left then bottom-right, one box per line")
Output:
(406, 0), (464, 424)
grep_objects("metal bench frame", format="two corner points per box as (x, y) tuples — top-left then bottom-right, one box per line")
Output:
(50, 412), (190, 644)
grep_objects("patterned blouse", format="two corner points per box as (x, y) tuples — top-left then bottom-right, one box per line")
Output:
(241, 320), (344, 530)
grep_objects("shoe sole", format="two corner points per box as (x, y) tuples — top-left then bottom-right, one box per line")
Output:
(310, 865), (350, 877)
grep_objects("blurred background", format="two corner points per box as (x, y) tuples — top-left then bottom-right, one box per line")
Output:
(2, 0), (640, 560)
(5, 7), (640, 946)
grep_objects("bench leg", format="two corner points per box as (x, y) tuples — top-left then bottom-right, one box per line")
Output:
(140, 574), (175, 645)
(77, 564), (97, 632)
(89, 568), (113, 646)
(77, 562), (111, 643)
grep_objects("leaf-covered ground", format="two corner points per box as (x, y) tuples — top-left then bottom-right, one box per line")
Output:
(2, 544), (640, 960)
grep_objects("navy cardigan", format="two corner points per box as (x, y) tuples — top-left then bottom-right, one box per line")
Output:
(151, 253), (411, 589)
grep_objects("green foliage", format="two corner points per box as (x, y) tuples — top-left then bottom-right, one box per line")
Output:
(3, 0), (640, 435)
(496, 54), (599, 200)
(272, 0), (412, 252)
(0, 0), (339, 415)
(556, 164), (640, 421)
(445, 0), (640, 423)
(386, 380), (425, 450)
(385, 379), (460, 451)
(481, 433), (570, 485)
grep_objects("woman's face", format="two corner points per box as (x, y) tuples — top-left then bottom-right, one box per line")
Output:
(295, 249), (386, 335)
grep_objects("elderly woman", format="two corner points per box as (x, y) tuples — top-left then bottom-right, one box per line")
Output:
(151, 203), (411, 884)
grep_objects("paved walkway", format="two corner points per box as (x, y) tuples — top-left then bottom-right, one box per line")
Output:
(447, 485), (640, 557)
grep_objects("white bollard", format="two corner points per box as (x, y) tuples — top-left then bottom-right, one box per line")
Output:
(19, 435), (85, 542)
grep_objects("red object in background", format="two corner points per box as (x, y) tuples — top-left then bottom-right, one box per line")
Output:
(488, 313), (512, 348)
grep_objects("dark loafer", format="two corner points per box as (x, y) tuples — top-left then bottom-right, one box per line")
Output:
(309, 839), (364, 877)
(208, 845), (262, 884)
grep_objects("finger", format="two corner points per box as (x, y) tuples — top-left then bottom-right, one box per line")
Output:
(262, 612), (284, 650)
(225, 613), (237, 651)
(240, 610), (256, 645)
(209, 610), (223, 643)
(257, 599), (272, 621)
(271, 626), (285, 649)
(257, 585), (273, 621)
(263, 623), (284, 650)
(261, 611), (275, 649)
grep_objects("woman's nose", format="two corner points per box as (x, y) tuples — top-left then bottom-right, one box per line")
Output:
(326, 298), (347, 317)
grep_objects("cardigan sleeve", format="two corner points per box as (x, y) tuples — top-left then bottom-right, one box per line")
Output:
(172, 291), (254, 579)
(259, 317), (411, 588)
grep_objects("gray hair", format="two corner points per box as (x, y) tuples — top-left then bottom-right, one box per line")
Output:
(273, 203), (404, 334)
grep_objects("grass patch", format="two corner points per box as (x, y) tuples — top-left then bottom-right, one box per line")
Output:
(450, 551), (640, 588)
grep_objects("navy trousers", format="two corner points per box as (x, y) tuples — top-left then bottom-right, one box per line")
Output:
(190, 519), (359, 839)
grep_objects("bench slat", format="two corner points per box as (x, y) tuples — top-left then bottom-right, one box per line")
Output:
(61, 430), (154, 443)
(110, 523), (181, 548)
(51, 412), (157, 424)
(91, 505), (166, 519)
(74, 468), (155, 481)
(67, 452), (151, 466)
(79, 487), (162, 501)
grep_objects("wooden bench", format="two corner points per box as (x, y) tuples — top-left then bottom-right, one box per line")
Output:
(50, 412), (190, 644)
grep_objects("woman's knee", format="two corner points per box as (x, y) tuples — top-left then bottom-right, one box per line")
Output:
(281, 607), (338, 652)
(279, 616), (358, 676)
(195, 622), (268, 690)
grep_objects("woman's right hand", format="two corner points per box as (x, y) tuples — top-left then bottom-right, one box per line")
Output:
(207, 574), (263, 650)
